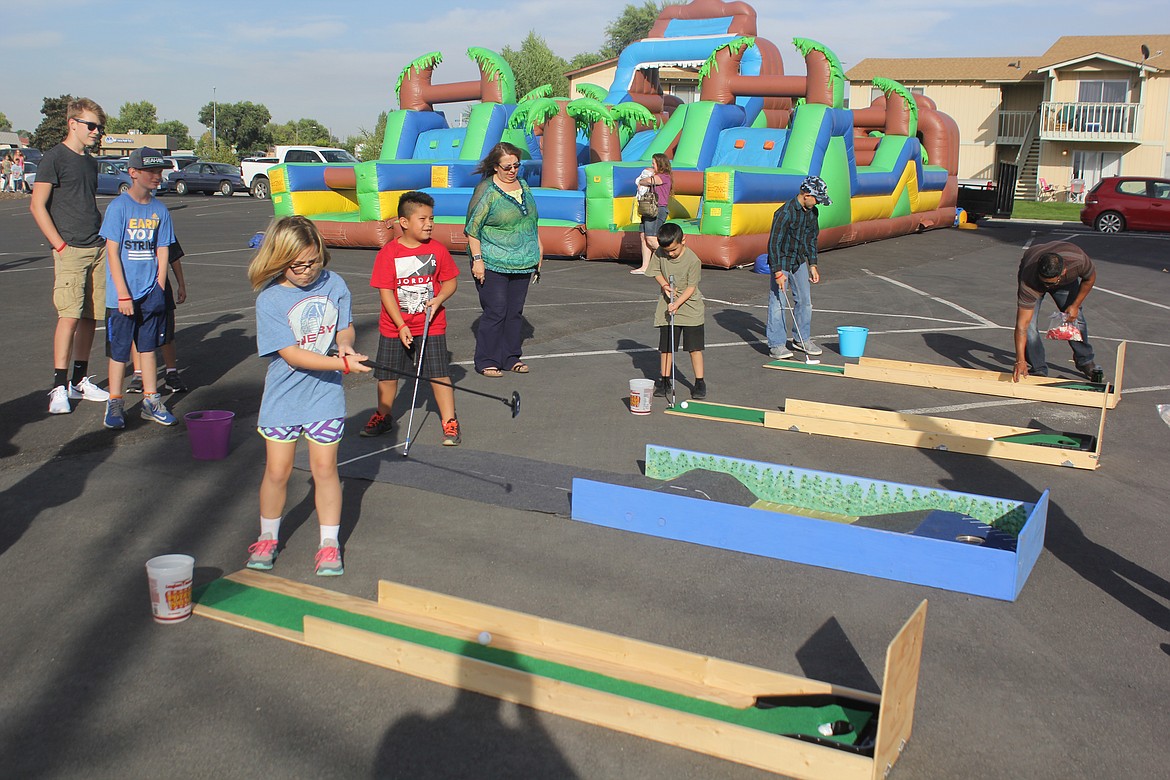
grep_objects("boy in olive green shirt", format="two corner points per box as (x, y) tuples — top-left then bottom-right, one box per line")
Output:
(647, 222), (706, 400)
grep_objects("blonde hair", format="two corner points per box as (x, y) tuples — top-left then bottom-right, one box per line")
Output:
(67, 97), (106, 125)
(247, 216), (330, 290)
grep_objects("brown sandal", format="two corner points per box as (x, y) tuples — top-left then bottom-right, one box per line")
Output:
(509, 362), (530, 374)
(479, 367), (504, 378)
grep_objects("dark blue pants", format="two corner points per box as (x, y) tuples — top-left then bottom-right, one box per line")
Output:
(475, 269), (531, 372)
(1025, 281), (1095, 375)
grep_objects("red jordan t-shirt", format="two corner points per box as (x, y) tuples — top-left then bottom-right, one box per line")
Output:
(370, 238), (459, 337)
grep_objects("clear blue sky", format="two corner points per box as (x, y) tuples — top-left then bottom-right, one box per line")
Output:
(5, 0), (1162, 143)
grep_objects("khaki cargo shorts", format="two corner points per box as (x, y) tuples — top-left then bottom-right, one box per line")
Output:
(53, 245), (107, 320)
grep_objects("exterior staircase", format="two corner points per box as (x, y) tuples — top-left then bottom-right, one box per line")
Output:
(1014, 136), (1042, 201)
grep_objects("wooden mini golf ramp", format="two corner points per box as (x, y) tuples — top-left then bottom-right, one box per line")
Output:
(666, 394), (1107, 470)
(763, 342), (1125, 409)
(195, 570), (927, 779)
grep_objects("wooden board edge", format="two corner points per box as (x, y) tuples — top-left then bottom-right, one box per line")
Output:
(777, 400), (1036, 438)
(763, 361), (845, 376)
(1111, 340), (1126, 403)
(765, 410), (1100, 470)
(871, 600), (928, 780)
(1093, 380), (1109, 462)
(849, 359), (1114, 408)
(377, 577), (879, 707)
(303, 616), (875, 780)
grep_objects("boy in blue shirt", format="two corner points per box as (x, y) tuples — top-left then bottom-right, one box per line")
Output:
(98, 148), (177, 429)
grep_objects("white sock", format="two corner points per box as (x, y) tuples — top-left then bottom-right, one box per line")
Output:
(260, 516), (281, 539)
(320, 525), (340, 544)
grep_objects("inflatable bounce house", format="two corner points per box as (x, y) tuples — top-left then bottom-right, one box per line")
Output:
(269, 0), (959, 268)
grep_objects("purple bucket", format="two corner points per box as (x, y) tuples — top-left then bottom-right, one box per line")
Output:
(184, 411), (234, 460)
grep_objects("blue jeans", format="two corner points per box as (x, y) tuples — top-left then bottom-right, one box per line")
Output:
(474, 269), (531, 372)
(766, 263), (812, 350)
(1025, 281), (1095, 375)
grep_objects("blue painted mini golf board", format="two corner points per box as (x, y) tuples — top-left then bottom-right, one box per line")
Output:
(571, 446), (1048, 601)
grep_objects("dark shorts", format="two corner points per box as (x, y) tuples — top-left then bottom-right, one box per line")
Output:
(641, 210), (668, 238)
(106, 284), (167, 362)
(162, 281), (176, 345)
(374, 333), (451, 381)
(659, 324), (704, 353)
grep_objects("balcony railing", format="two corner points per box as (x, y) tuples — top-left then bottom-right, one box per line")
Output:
(997, 111), (1033, 145)
(1039, 101), (1142, 142)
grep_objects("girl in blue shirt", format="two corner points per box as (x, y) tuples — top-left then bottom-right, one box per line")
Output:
(245, 216), (371, 576)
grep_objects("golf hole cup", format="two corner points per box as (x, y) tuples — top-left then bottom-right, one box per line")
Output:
(629, 378), (655, 415)
(146, 554), (195, 624)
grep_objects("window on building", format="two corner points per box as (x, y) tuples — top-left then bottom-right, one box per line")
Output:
(667, 83), (696, 103)
(1077, 80), (1128, 103)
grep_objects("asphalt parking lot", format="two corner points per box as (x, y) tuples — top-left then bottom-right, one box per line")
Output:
(1, 192), (1167, 779)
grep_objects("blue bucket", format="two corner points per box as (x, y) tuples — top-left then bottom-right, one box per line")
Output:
(837, 326), (869, 358)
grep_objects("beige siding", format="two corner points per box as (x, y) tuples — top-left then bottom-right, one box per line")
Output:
(1001, 84), (1043, 111)
(1140, 73), (1169, 149)
(568, 63), (618, 99)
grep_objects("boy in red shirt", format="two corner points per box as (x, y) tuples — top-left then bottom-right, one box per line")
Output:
(363, 191), (461, 444)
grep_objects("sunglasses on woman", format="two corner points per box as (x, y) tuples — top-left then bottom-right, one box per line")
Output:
(498, 163), (521, 172)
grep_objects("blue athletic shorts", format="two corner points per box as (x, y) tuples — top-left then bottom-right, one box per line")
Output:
(106, 283), (167, 362)
(258, 417), (345, 444)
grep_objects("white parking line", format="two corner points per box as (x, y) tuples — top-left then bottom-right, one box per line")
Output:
(862, 269), (997, 326)
(1094, 286), (1170, 311)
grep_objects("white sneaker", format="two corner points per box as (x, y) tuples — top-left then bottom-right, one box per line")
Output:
(68, 376), (111, 402)
(48, 385), (72, 414)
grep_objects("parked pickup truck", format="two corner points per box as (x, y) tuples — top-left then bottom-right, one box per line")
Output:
(241, 145), (359, 199)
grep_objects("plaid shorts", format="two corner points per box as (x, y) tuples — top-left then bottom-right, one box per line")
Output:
(258, 417), (345, 444)
(374, 333), (451, 381)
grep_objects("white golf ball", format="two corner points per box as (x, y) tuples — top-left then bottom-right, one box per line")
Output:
(817, 722), (834, 737)
(477, 631), (492, 645)
(680, 400), (689, 409)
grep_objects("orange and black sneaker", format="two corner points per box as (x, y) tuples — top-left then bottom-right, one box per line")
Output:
(360, 410), (393, 437)
(442, 418), (461, 446)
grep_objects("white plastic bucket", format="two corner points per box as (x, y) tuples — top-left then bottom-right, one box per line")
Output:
(629, 379), (655, 415)
(146, 554), (195, 624)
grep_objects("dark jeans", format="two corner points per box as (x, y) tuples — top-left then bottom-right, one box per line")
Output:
(1025, 281), (1095, 375)
(475, 269), (531, 372)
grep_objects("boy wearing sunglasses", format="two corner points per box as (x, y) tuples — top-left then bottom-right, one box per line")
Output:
(30, 97), (113, 416)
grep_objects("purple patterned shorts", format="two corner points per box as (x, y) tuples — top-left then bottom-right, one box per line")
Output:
(258, 417), (345, 444)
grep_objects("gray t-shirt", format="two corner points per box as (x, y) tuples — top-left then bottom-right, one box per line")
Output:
(38, 142), (102, 248)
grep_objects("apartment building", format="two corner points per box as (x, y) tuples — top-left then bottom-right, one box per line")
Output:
(848, 35), (1170, 201)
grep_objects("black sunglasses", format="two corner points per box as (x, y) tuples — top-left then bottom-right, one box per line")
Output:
(73, 118), (106, 134)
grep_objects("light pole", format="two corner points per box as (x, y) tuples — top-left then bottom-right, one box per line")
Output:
(212, 86), (217, 151)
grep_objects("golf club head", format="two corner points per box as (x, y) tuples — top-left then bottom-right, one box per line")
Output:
(510, 391), (521, 418)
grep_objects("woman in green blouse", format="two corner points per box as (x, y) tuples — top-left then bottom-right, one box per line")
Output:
(466, 142), (542, 377)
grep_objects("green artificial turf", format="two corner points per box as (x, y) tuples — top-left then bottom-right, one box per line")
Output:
(766, 360), (846, 374)
(674, 400), (767, 425)
(196, 578), (875, 746)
